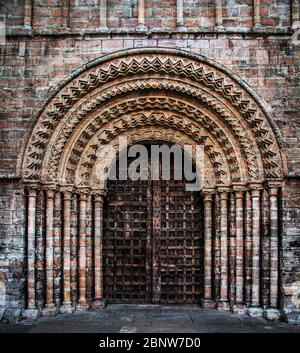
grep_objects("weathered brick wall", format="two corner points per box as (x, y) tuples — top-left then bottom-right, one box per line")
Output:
(0, 0), (292, 31)
(0, 179), (26, 322)
(0, 0), (299, 322)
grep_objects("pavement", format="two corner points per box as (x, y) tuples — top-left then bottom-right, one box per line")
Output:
(0, 305), (300, 333)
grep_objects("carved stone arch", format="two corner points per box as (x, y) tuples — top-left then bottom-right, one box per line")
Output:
(58, 104), (246, 186)
(21, 48), (286, 316)
(22, 48), (285, 184)
(77, 128), (219, 190)
(74, 124), (229, 188)
(46, 88), (260, 184)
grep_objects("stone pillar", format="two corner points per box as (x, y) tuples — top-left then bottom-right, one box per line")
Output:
(43, 186), (57, 316)
(24, 0), (32, 29)
(23, 185), (39, 320)
(229, 192), (236, 306)
(99, 0), (108, 31)
(247, 183), (263, 317)
(233, 185), (246, 314)
(60, 186), (74, 314)
(245, 190), (252, 307)
(136, 0), (147, 31)
(86, 195), (93, 301)
(214, 193), (221, 300)
(218, 187), (230, 310)
(77, 190), (89, 310)
(61, 0), (70, 30)
(176, 0), (186, 31)
(91, 189), (107, 309)
(261, 189), (270, 309)
(253, 0), (261, 29)
(215, 0), (223, 29)
(70, 194), (78, 305)
(202, 189), (215, 308)
(265, 181), (281, 320)
(291, 0), (300, 30)
(53, 192), (62, 307)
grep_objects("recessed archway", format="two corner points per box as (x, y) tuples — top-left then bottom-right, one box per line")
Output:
(21, 48), (285, 319)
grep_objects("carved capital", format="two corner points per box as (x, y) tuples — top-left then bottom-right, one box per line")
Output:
(266, 180), (282, 196)
(92, 188), (108, 202)
(217, 186), (231, 200)
(60, 184), (74, 200)
(25, 182), (40, 197)
(42, 183), (56, 199)
(232, 183), (246, 199)
(77, 186), (91, 200)
(248, 182), (263, 198)
(202, 188), (215, 202)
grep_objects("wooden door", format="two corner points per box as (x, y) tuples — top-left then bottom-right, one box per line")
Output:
(103, 145), (204, 304)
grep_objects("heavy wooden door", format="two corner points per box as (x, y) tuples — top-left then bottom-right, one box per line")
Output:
(103, 145), (204, 304)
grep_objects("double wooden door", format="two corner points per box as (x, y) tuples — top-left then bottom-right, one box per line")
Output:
(103, 146), (204, 304)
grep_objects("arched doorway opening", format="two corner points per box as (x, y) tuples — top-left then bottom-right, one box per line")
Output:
(103, 143), (204, 304)
(20, 48), (285, 319)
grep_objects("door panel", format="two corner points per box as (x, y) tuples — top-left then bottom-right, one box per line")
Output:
(103, 145), (204, 304)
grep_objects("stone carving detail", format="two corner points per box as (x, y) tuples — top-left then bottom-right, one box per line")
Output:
(22, 51), (283, 186)
(74, 112), (229, 186)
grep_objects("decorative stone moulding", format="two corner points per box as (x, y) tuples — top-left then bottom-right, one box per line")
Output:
(20, 48), (285, 319)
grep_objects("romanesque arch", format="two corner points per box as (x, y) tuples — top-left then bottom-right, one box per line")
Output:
(21, 48), (285, 319)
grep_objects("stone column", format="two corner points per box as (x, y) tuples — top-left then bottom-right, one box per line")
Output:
(229, 192), (236, 306)
(60, 186), (74, 313)
(99, 0), (108, 31)
(233, 185), (246, 314)
(215, 0), (223, 29)
(86, 195), (93, 301)
(91, 189), (107, 309)
(70, 194), (78, 305)
(253, 0), (261, 29)
(77, 189), (89, 310)
(61, 0), (70, 30)
(245, 190), (252, 307)
(23, 185), (39, 319)
(247, 183), (263, 317)
(24, 0), (32, 29)
(291, 0), (300, 30)
(53, 192), (62, 307)
(176, 0), (186, 31)
(136, 0), (147, 31)
(202, 189), (215, 308)
(218, 187), (230, 310)
(265, 181), (281, 320)
(43, 186), (57, 316)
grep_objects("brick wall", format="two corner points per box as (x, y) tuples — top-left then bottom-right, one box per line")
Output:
(0, 0), (299, 321)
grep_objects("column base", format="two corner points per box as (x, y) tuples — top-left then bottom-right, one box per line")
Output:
(0, 308), (6, 321)
(232, 304), (247, 315)
(201, 298), (216, 309)
(176, 25), (187, 32)
(282, 310), (300, 324)
(214, 25), (224, 31)
(217, 300), (231, 311)
(135, 24), (148, 32)
(59, 303), (75, 314)
(264, 308), (281, 321)
(22, 308), (40, 320)
(96, 26), (109, 33)
(42, 305), (58, 317)
(246, 307), (264, 318)
(252, 23), (262, 31)
(76, 301), (90, 311)
(90, 299), (106, 310)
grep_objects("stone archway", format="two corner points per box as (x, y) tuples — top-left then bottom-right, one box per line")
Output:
(21, 48), (285, 319)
